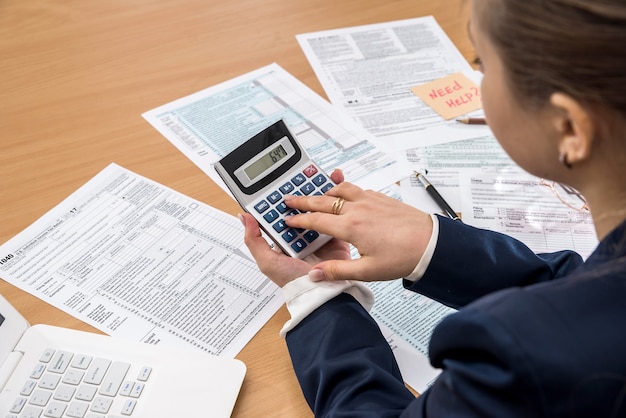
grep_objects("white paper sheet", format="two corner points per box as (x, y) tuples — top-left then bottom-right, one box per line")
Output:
(0, 163), (282, 358)
(142, 63), (410, 195)
(400, 135), (516, 214)
(459, 170), (597, 258)
(296, 16), (491, 149)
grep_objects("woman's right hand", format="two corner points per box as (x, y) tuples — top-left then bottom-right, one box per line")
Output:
(283, 180), (434, 283)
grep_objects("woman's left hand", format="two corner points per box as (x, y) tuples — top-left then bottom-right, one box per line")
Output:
(240, 212), (351, 287)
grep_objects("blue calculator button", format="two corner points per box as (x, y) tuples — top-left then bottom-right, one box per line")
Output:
(291, 239), (307, 253)
(293, 191), (303, 196)
(312, 174), (327, 187)
(282, 229), (298, 243)
(300, 182), (315, 195)
(273, 220), (287, 233)
(263, 209), (279, 223)
(279, 182), (295, 194)
(291, 173), (306, 186)
(286, 210), (300, 217)
(321, 183), (334, 193)
(254, 200), (270, 213)
(313, 191), (323, 196)
(276, 202), (289, 213)
(267, 191), (282, 204)
(303, 230), (319, 243)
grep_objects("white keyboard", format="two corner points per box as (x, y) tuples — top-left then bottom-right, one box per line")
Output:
(6, 348), (151, 418)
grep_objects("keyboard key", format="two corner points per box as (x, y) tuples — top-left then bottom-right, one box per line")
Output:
(272, 220), (287, 233)
(121, 399), (137, 415)
(44, 401), (67, 418)
(262, 209), (279, 223)
(291, 173), (306, 186)
(84, 359), (111, 385)
(291, 239), (307, 253)
(63, 369), (84, 385)
(30, 364), (46, 379)
(267, 190), (281, 204)
(70, 355), (93, 370)
(39, 373), (61, 390)
(20, 380), (37, 396)
(137, 366), (152, 382)
(281, 229), (298, 243)
(275, 202), (289, 213)
(99, 362), (130, 397)
(90, 397), (112, 413)
(253, 200), (270, 213)
(304, 230), (319, 243)
(300, 182), (315, 195)
(119, 381), (134, 396)
(54, 384), (76, 402)
(21, 405), (43, 418)
(321, 183), (334, 193)
(66, 401), (89, 418)
(40, 349), (55, 363)
(29, 389), (51, 406)
(303, 164), (318, 177)
(75, 385), (97, 402)
(10, 397), (27, 413)
(312, 174), (327, 187)
(129, 382), (144, 398)
(279, 182), (295, 194)
(49, 351), (73, 374)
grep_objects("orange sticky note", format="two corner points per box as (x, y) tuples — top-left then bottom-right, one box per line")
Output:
(411, 72), (482, 120)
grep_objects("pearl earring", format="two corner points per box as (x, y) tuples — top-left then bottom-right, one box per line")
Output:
(559, 153), (572, 169)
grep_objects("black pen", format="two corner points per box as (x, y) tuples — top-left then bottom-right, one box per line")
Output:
(414, 171), (461, 221)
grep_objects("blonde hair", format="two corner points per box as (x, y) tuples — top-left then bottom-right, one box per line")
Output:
(481, 0), (626, 116)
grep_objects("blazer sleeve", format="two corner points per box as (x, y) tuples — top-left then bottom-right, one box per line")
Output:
(286, 293), (416, 418)
(405, 216), (584, 309)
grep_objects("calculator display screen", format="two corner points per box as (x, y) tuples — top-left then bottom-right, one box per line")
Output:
(244, 144), (288, 180)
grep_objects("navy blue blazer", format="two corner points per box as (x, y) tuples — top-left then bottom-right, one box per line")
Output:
(285, 217), (626, 417)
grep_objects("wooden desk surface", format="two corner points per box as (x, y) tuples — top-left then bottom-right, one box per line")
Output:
(0, 0), (471, 415)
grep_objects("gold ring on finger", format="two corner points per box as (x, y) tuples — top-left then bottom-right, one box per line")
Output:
(331, 197), (345, 215)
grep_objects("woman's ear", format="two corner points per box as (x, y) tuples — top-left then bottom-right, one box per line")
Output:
(549, 92), (595, 167)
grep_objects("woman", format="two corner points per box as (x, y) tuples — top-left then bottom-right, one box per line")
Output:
(241, 0), (626, 415)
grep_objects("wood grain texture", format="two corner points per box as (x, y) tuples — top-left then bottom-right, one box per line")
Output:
(0, 1), (472, 415)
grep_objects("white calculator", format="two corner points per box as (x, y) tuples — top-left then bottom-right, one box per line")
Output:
(214, 120), (336, 259)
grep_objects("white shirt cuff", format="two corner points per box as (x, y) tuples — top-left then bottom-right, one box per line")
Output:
(403, 213), (439, 283)
(279, 275), (375, 337)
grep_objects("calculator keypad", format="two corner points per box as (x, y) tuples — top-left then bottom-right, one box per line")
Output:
(252, 164), (333, 255)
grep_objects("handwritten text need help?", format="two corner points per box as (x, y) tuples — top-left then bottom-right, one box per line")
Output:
(411, 72), (482, 120)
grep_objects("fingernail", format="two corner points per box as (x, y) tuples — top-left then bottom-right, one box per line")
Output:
(283, 193), (295, 201)
(237, 213), (245, 227)
(308, 269), (326, 282)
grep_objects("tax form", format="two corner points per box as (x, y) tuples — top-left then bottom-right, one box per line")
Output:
(296, 16), (491, 150)
(142, 63), (409, 196)
(0, 163), (282, 357)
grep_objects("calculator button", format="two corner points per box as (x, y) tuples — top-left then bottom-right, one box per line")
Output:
(282, 229), (298, 243)
(263, 209), (279, 223)
(312, 174), (327, 187)
(279, 182), (295, 194)
(291, 239), (307, 253)
(276, 202), (289, 213)
(304, 230), (320, 243)
(254, 200), (270, 213)
(291, 173), (306, 186)
(300, 183), (315, 195)
(267, 191), (282, 204)
(303, 164), (318, 178)
(321, 183), (334, 193)
(273, 220), (287, 233)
